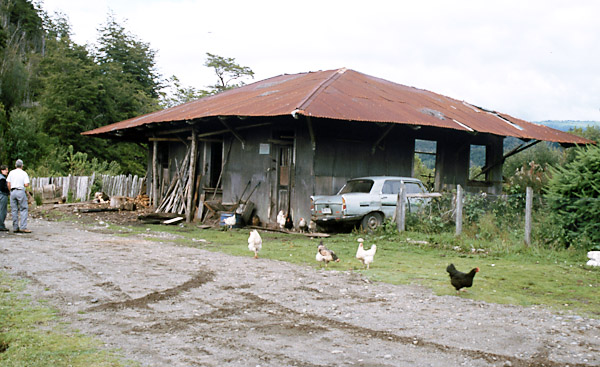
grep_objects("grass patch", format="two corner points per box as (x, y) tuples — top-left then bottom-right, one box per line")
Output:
(0, 272), (136, 367)
(137, 224), (600, 317)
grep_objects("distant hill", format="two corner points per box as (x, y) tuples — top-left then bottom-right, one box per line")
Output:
(535, 120), (600, 131)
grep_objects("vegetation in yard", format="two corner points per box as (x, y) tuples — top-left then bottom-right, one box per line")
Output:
(123, 222), (600, 318)
(0, 272), (136, 367)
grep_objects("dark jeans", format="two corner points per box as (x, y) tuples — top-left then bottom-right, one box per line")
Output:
(0, 193), (7, 229)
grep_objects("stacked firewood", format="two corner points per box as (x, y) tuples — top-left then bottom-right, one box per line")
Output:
(156, 149), (192, 214)
(135, 194), (151, 208)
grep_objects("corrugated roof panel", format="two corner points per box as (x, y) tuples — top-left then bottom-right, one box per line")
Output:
(82, 68), (593, 145)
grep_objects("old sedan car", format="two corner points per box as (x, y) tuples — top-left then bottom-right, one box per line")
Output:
(310, 176), (430, 232)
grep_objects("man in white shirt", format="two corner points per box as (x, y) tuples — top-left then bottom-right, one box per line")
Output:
(6, 159), (31, 233)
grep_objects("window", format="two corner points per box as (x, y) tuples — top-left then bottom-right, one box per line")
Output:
(414, 139), (436, 189)
(469, 144), (487, 181)
(382, 181), (424, 195)
(338, 179), (374, 194)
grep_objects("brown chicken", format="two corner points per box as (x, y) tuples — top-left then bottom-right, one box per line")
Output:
(446, 263), (479, 294)
(315, 241), (340, 267)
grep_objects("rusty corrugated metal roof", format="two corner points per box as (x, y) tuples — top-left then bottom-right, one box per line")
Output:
(82, 68), (593, 145)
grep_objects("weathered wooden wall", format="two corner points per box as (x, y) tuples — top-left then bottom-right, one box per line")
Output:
(145, 115), (506, 226)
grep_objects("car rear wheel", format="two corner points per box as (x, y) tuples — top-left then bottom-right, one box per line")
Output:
(360, 212), (383, 232)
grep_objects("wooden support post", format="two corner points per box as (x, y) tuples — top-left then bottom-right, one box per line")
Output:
(524, 186), (533, 246)
(306, 116), (316, 151)
(152, 141), (158, 208)
(186, 129), (197, 223)
(396, 182), (406, 232)
(455, 184), (463, 236)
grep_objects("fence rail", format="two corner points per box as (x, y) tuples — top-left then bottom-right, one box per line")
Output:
(30, 174), (145, 202)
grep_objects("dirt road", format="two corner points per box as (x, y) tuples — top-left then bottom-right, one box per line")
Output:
(1, 217), (599, 367)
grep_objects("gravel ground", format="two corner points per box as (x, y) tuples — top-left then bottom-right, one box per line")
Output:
(1, 216), (599, 367)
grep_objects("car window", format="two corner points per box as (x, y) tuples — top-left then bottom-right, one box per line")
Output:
(382, 180), (424, 195)
(406, 182), (424, 194)
(338, 180), (374, 194)
(382, 180), (401, 195)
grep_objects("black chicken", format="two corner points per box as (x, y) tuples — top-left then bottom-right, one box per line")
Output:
(446, 263), (479, 294)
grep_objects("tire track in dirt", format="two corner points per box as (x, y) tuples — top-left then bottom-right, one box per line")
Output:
(88, 270), (215, 311)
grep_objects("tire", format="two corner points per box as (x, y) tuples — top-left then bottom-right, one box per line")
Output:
(360, 212), (383, 233)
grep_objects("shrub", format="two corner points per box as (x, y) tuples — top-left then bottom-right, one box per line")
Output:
(545, 144), (600, 249)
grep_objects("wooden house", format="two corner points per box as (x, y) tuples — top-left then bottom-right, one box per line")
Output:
(82, 68), (592, 227)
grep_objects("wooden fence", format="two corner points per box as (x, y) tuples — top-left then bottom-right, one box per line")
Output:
(396, 184), (535, 244)
(30, 173), (145, 202)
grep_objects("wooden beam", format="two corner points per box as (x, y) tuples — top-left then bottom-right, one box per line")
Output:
(186, 129), (198, 223)
(472, 140), (541, 180)
(152, 141), (159, 208)
(306, 116), (316, 151)
(219, 116), (245, 149)
(371, 124), (395, 154)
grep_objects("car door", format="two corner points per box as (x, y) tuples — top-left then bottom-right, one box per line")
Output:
(380, 180), (402, 218)
(405, 181), (426, 212)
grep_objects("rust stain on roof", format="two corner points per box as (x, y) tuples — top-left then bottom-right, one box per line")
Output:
(82, 68), (592, 145)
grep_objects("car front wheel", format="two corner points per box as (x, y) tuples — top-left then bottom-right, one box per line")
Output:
(360, 212), (383, 232)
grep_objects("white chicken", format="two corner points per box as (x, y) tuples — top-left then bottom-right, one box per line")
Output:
(355, 238), (377, 269)
(247, 230), (262, 259)
(315, 241), (340, 267)
(298, 217), (308, 233)
(224, 214), (237, 230)
(277, 210), (286, 229)
(587, 251), (600, 267)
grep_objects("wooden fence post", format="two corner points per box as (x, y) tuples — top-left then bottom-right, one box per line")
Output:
(455, 184), (463, 236)
(396, 182), (406, 232)
(524, 186), (533, 246)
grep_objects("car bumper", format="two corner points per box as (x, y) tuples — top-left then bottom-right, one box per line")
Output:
(311, 214), (363, 224)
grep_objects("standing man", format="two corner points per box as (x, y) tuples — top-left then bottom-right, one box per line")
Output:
(0, 165), (9, 231)
(6, 159), (31, 233)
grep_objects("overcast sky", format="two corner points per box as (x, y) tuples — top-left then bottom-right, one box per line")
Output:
(39, 0), (600, 123)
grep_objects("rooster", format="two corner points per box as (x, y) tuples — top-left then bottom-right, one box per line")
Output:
(355, 238), (377, 269)
(277, 210), (286, 229)
(315, 241), (340, 267)
(446, 263), (479, 294)
(299, 217), (308, 233)
(247, 230), (262, 259)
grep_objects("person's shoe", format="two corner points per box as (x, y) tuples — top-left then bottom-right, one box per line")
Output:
(20, 229), (31, 233)
(0, 228), (8, 232)
(13, 229), (20, 233)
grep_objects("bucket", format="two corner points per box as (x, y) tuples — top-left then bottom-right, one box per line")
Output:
(220, 212), (242, 228)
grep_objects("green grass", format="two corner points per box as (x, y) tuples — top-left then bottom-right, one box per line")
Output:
(134, 224), (600, 317)
(0, 272), (136, 367)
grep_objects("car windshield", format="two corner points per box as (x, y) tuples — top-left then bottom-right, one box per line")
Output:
(338, 179), (374, 194)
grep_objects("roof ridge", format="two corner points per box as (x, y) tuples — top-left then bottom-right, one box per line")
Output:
(295, 68), (347, 112)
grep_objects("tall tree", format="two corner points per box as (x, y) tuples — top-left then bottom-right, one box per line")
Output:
(204, 52), (254, 94)
(96, 13), (162, 99)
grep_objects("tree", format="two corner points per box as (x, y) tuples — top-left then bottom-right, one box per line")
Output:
(545, 144), (600, 249)
(0, 0), (44, 112)
(96, 13), (162, 99)
(160, 75), (209, 108)
(204, 52), (254, 94)
(35, 14), (154, 175)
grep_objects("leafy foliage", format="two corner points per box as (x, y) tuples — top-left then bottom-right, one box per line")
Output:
(204, 52), (254, 93)
(545, 144), (600, 249)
